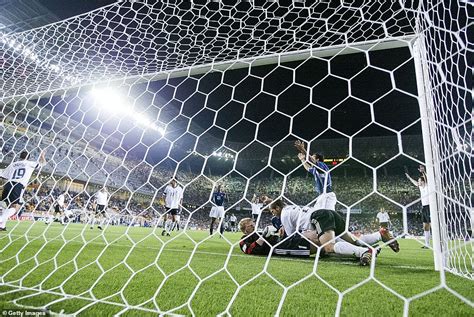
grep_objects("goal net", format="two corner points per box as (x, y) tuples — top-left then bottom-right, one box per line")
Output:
(0, 0), (472, 315)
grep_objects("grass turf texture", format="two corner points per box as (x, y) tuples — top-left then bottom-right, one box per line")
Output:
(0, 222), (472, 316)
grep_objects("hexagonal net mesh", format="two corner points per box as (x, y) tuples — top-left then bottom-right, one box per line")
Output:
(0, 0), (472, 315)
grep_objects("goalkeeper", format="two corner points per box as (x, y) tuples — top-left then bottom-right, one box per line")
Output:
(238, 218), (320, 257)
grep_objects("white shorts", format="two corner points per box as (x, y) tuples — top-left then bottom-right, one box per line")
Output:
(209, 206), (225, 218)
(64, 209), (74, 217)
(314, 192), (337, 211)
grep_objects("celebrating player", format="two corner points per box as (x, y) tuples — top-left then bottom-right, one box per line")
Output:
(295, 140), (336, 211)
(209, 184), (226, 236)
(406, 167), (431, 249)
(90, 187), (109, 230)
(161, 179), (183, 236)
(0, 150), (45, 231)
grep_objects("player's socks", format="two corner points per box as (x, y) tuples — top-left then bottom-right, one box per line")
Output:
(333, 241), (368, 258)
(0, 208), (16, 229)
(357, 232), (381, 245)
(219, 222), (224, 235)
(165, 220), (172, 233)
(424, 231), (430, 247)
(170, 221), (176, 232)
(210, 220), (215, 235)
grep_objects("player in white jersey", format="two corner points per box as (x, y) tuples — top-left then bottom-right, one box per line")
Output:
(266, 197), (399, 266)
(0, 150), (45, 231)
(90, 187), (109, 230)
(47, 191), (67, 225)
(376, 207), (391, 229)
(162, 179), (183, 236)
(229, 213), (237, 232)
(406, 167), (431, 248)
(250, 193), (263, 226)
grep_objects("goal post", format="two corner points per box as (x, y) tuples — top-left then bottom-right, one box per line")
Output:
(412, 37), (444, 272)
(0, 0), (472, 315)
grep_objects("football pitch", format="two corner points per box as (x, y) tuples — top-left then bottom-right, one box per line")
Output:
(1, 222), (472, 316)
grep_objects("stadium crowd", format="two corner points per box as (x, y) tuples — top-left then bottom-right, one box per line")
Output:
(1, 117), (431, 236)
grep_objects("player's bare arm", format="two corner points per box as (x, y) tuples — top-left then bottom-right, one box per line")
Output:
(405, 173), (419, 186)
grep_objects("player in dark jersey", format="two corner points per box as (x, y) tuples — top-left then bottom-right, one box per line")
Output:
(209, 184), (227, 235)
(295, 140), (336, 210)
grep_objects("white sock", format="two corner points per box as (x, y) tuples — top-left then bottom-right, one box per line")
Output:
(0, 208), (16, 229)
(424, 231), (430, 246)
(165, 220), (171, 232)
(357, 232), (382, 246)
(333, 241), (368, 258)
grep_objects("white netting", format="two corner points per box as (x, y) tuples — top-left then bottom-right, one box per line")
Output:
(0, 0), (472, 315)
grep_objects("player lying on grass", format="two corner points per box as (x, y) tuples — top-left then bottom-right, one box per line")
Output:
(263, 196), (399, 266)
(238, 218), (320, 257)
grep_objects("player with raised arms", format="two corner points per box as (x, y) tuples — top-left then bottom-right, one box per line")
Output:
(294, 140), (336, 211)
(406, 166), (431, 248)
(0, 150), (45, 231)
(209, 184), (226, 236)
(161, 178), (183, 236)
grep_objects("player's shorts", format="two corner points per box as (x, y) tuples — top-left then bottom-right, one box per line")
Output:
(96, 204), (106, 214)
(166, 207), (178, 216)
(252, 213), (260, 221)
(379, 222), (389, 228)
(314, 192), (337, 211)
(54, 204), (63, 214)
(309, 209), (346, 237)
(1, 181), (24, 206)
(273, 234), (312, 257)
(209, 206), (224, 218)
(271, 216), (282, 230)
(422, 205), (431, 223)
(230, 221), (236, 227)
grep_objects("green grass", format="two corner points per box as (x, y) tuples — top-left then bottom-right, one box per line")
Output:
(0, 222), (473, 316)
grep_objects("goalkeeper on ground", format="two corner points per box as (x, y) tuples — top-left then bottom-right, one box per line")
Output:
(238, 218), (321, 257)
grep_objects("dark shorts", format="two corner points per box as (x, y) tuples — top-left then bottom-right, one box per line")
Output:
(274, 234), (312, 257)
(166, 207), (178, 216)
(96, 204), (106, 214)
(252, 214), (259, 221)
(422, 205), (431, 223)
(55, 204), (64, 214)
(310, 209), (346, 237)
(1, 182), (24, 206)
(230, 221), (236, 226)
(379, 222), (388, 228)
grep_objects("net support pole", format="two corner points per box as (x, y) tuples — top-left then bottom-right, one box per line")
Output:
(412, 37), (444, 272)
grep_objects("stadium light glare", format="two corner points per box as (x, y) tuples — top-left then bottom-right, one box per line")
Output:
(90, 88), (164, 134)
(90, 88), (131, 116)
